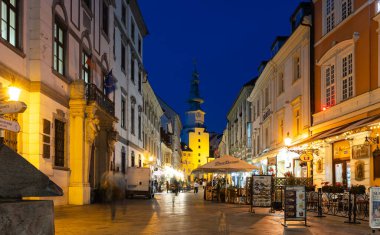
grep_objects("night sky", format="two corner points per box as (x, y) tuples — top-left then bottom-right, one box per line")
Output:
(139, 0), (306, 134)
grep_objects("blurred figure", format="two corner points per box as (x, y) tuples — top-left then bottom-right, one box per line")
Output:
(101, 168), (126, 220)
(194, 180), (199, 194)
(166, 181), (170, 193)
(202, 180), (207, 189)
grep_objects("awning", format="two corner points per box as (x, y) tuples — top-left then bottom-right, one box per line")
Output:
(294, 115), (380, 146)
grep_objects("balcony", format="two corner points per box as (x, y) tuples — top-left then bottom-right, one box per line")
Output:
(86, 83), (115, 116)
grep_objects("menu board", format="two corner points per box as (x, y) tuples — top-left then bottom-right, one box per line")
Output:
(370, 187), (380, 229)
(284, 186), (306, 221)
(252, 175), (272, 207)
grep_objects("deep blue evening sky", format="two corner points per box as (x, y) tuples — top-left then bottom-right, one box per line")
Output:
(139, 1), (305, 134)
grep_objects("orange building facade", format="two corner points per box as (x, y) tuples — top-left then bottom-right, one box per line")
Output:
(310, 0), (380, 188)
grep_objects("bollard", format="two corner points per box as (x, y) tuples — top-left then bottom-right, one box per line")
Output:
(315, 188), (325, 217)
(345, 192), (361, 224)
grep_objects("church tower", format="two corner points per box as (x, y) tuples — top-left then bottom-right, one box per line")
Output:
(181, 67), (209, 181)
(185, 68), (205, 130)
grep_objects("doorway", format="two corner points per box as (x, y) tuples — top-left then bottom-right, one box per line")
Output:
(333, 160), (351, 188)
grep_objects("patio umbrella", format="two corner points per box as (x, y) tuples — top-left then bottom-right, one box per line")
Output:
(192, 155), (258, 173)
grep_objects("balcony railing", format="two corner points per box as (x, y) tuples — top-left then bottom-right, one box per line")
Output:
(86, 83), (115, 116)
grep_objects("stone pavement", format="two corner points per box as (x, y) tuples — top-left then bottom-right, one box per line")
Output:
(55, 190), (376, 235)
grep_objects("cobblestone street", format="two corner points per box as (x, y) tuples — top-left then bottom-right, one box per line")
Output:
(55, 190), (374, 235)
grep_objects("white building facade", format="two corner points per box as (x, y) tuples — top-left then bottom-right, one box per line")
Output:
(248, 3), (312, 177)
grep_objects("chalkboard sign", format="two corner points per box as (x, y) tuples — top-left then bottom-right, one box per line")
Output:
(283, 186), (307, 227)
(252, 175), (272, 207)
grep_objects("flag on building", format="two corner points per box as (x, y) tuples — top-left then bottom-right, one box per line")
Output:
(104, 70), (116, 95)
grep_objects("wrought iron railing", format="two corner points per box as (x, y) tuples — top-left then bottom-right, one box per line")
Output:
(307, 191), (369, 221)
(86, 83), (115, 116)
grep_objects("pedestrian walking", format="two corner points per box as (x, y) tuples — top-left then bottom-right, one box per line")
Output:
(100, 169), (126, 220)
(194, 181), (199, 194)
(166, 181), (170, 193)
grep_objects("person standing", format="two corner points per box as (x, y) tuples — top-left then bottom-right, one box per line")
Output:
(166, 181), (170, 193)
(194, 181), (199, 194)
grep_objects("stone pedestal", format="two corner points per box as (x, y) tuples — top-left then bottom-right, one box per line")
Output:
(0, 200), (54, 235)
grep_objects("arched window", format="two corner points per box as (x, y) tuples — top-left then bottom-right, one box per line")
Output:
(52, 2), (68, 76)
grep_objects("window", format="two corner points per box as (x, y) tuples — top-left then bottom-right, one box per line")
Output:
(256, 99), (260, 118)
(138, 155), (142, 167)
(138, 70), (142, 92)
(1, 0), (18, 47)
(121, 150), (126, 174)
(131, 151), (135, 167)
(294, 56), (300, 81)
(53, 17), (65, 75)
(278, 73), (284, 95)
(278, 118), (284, 143)
(102, 1), (109, 37)
(341, 0), (353, 20)
(138, 113), (141, 140)
(198, 139), (200, 142)
(325, 64), (336, 107)
(131, 57), (135, 83)
(121, 98), (126, 128)
(121, 4), (126, 25)
(326, 0), (335, 33)
(83, 0), (91, 9)
(198, 146), (200, 149)
(82, 51), (91, 83)
(324, 0), (354, 34)
(131, 105), (135, 135)
(138, 36), (142, 55)
(198, 153), (200, 157)
(121, 43), (126, 72)
(265, 127), (269, 148)
(295, 110), (301, 136)
(42, 119), (51, 159)
(54, 119), (65, 167)
(264, 87), (269, 107)
(131, 19), (135, 43)
(342, 53), (353, 100)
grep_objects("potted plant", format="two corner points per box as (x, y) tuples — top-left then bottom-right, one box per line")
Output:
(284, 171), (296, 185)
(350, 185), (366, 195)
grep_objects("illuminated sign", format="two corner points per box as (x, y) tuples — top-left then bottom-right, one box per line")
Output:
(300, 153), (313, 162)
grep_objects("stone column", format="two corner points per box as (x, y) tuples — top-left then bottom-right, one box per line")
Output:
(84, 105), (99, 186)
(68, 80), (90, 205)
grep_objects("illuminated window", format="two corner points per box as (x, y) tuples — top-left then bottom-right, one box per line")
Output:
(42, 119), (51, 159)
(325, 64), (336, 107)
(81, 51), (91, 83)
(342, 53), (353, 100)
(53, 17), (66, 75)
(1, 0), (18, 47)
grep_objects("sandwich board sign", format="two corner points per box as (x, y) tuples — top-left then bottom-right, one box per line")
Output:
(0, 117), (20, 133)
(370, 187), (380, 229)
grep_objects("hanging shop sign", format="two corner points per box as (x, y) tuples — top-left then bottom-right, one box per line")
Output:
(299, 153), (313, 162)
(0, 117), (20, 133)
(352, 144), (370, 159)
(283, 186), (307, 227)
(370, 187), (380, 229)
(251, 175), (272, 207)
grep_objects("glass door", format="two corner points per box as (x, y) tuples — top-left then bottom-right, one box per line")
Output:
(334, 160), (350, 187)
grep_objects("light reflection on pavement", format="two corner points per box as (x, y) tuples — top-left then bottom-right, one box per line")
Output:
(55, 189), (371, 235)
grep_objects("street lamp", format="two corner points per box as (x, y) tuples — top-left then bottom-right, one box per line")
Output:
(8, 86), (21, 101)
(284, 132), (292, 147)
